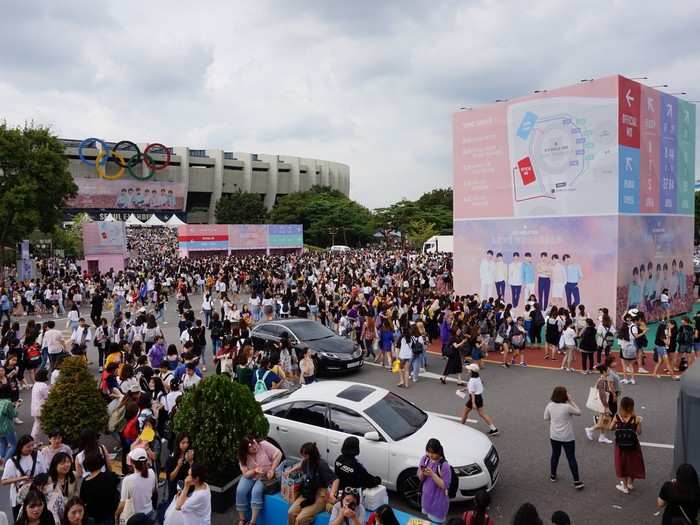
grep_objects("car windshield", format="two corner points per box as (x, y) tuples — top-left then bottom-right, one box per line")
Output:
(292, 321), (335, 341)
(259, 385), (301, 405)
(365, 392), (428, 441)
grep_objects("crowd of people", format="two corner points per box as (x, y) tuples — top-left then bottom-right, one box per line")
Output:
(0, 227), (697, 524)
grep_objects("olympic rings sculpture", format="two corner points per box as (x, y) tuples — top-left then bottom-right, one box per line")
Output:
(78, 138), (171, 180)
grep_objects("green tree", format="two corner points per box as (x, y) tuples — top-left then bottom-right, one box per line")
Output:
(40, 357), (108, 447)
(50, 212), (91, 258)
(406, 218), (439, 249)
(270, 186), (374, 247)
(174, 375), (269, 486)
(415, 187), (453, 210)
(0, 123), (77, 248)
(215, 190), (268, 224)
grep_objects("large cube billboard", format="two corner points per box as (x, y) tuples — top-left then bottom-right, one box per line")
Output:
(177, 224), (303, 257)
(453, 75), (695, 322)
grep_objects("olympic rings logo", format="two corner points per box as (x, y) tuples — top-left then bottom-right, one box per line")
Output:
(78, 138), (171, 181)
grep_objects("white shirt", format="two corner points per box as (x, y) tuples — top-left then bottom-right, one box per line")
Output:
(2, 453), (47, 506)
(31, 381), (50, 417)
(44, 329), (65, 354)
(562, 327), (577, 346)
(398, 337), (414, 360)
(494, 260), (508, 281)
(71, 326), (93, 345)
(508, 262), (523, 286)
(467, 376), (484, 396)
(181, 485), (212, 525)
(165, 391), (182, 413)
(121, 470), (156, 515)
(479, 258), (494, 281)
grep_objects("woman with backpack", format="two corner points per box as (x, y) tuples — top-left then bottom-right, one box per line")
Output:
(578, 318), (597, 374)
(397, 327), (414, 389)
(608, 396), (645, 494)
(653, 314), (672, 378)
(1, 434), (47, 519)
(595, 312), (615, 367)
(417, 438), (451, 524)
(286, 442), (336, 525)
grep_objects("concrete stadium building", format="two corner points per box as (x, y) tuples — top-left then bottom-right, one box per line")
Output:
(60, 139), (350, 223)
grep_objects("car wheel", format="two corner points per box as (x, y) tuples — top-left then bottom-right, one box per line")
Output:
(397, 468), (421, 510)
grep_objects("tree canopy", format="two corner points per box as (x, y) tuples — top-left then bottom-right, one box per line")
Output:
(0, 123), (77, 247)
(215, 189), (268, 224)
(270, 185), (374, 247)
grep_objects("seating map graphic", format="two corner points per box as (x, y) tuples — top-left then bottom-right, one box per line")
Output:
(507, 97), (617, 216)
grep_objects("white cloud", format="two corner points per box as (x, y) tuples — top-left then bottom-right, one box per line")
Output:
(2, 0), (699, 207)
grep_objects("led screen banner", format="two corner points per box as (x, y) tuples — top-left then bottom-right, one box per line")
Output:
(454, 215), (618, 316)
(83, 221), (127, 256)
(616, 215), (694, 322)
(177, 224), (303, 256)
(66, 179), (186, 211)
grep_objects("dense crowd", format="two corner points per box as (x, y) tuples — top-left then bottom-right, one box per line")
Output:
(0, 230), (697, 525)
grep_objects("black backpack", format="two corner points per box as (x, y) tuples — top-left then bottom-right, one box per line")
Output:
(437, 458), (459, 499)
(614, 415), (639, 449)
(411, 337), (424, 356)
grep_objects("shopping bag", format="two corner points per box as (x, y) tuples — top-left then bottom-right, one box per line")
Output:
(391, 359), (401, 374)
(585, 387), (605, 413)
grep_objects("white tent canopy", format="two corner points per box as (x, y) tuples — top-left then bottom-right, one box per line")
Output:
(103, 213), (116, 222)
(144, 214), (166, 227)
(165, 214), (186, 227)
(125, 214), (144, 227)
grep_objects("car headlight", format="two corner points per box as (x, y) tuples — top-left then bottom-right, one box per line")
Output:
(454, 463), (482, 476)
(352, 348), (362, 357)
(318, 351), (336, 359)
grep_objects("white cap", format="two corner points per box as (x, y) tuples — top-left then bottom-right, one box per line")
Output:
(128, 448), (148, 462)
(467, 363), (480, 373)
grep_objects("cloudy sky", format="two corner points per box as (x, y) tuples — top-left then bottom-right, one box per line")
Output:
(2, 0), (699, 208)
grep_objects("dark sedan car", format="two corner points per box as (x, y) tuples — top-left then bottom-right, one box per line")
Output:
(250, 319), (363, 376)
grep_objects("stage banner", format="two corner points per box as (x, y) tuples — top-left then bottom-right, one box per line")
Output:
(228, 224), (268, 250)
(454, 215), (618, 316)
(616, 215), (694, 322)
(268, 224), (303, 248)
(67, 179), (186, 211)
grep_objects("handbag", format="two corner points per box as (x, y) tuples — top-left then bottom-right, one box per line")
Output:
(585, 386), (605, 413)
(262, 477), (281, 494)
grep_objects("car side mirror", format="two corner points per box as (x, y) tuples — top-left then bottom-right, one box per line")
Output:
(364, 431), (381, 442)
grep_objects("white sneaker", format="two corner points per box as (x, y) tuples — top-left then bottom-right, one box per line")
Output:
(585, 427), (594, 441)
(620, 379), (629, 384)
(598, 435), (613, 444)
(616, 482), (629, 494)
(638, 367), (649, 374)
(629, 379), (636, 385)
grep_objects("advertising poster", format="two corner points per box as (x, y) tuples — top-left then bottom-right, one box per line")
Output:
(228, 224), (268, 250)
(268, 224), (304, 248)
(616, 215), (694, 322)
(83, 221), (127, 256)
(67, 179), (186, 210)
(453, 76), (619, 220)
(454, 215), (618, 316)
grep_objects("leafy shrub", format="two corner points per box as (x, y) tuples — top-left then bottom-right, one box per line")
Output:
(174, 374), (269, 486)
(40, 357), (108, 447)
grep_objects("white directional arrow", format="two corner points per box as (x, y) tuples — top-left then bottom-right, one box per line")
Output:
(666, 104), (673, 117)
(625, 157), (633, 171)
(626, 89), (635, 107)
(647, 98), (655, 112)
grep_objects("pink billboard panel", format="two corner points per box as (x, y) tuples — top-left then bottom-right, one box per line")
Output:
(454, 215), (618, 317)
(67, 179), (186, 210)
(639, 85), (661, 213)
(228, 224), (267, 250)
(616, 215), (694, 322)
(453, 76), (619, 219)
(83, 221), (127, 256)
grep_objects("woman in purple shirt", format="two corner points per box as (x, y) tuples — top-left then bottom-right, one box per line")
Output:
(417, 438), (451, 523)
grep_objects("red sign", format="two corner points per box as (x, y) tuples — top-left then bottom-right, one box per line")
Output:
(517, 157), (536, 186)
(619, 76), (641, 148)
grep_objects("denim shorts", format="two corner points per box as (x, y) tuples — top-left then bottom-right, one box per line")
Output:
(655, 345), (668, 357)
(679, 344), (693, 354)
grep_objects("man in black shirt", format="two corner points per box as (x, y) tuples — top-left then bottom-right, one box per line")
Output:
(330, 436), (381, 502)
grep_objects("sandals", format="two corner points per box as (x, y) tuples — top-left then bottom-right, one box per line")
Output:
(439, 377), (446, 384)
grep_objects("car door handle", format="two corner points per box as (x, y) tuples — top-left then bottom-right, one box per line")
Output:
(277, 426), (288, 433)
(329, 439), (339, 445)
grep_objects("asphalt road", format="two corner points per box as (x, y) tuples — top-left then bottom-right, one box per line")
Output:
(1, 294), (681, 525)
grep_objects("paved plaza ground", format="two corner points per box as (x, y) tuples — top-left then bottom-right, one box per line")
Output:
(0, 294), (685, 525)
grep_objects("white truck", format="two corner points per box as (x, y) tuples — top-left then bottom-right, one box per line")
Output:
(422, 235), (453, 253)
